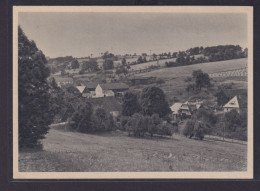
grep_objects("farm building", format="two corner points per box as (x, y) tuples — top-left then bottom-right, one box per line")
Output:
(223, 95), (247, 114)
(170, 103), (182, 120)
(170, 101), (200, 120)
(95, 83), (129, 98)
(82, 83), (98, 97)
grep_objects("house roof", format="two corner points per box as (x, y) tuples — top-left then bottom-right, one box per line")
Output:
(223, 95), (247, 109)
(99, 83), (129, 90)
(76, 86), (86, 93)
(223, 96), (240, 109)
(170, 103), (182, 114)
(85, 83), (98, 89)
(180, 104), (190, 110)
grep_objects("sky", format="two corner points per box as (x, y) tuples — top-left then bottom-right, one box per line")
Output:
(18, 12), (248, 58)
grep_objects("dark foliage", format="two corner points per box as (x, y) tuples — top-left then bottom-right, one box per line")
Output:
(122, 92), (141, 116)
(103, 59), (114, 70)
(18, 26), (54, 148)
(140, 87), (171, 117)
(215, 90), (230, 106)
(70, 102), (93, 133)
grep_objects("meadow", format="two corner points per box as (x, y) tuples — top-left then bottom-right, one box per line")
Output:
(129, 58), (248, 102)
(19, 128), (247, 172)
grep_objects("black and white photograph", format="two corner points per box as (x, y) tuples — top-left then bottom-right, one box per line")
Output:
(13, 6), (253, 179)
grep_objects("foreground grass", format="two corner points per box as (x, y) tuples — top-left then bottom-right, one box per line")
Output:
(19, 128), (247, 172)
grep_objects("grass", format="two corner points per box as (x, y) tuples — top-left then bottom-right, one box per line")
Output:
(19, 128), (247, 172)
(136, 58), (247, 79)
(129, 58), (247, 102)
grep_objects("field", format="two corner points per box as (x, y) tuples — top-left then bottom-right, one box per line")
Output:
(130, 55), (205, 70)
(136, 58), (247, 79)
(19, 128), (247, 172)
(129, 58), (248, 102)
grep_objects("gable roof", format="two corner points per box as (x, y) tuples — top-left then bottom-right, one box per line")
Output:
(76, 86), (86, 93)
(85, 82), (98, 89)
(224, 96), (239, 108)
(223, 93), (247, 109)
(99, 83), (129, 90)
(170, 103), (182, 114)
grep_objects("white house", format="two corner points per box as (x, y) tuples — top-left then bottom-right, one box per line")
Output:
(95, 84), (115, 97)
(94, 83), (129, 98)
(223, 96), (241, 113)
(170, 103), (182, 120)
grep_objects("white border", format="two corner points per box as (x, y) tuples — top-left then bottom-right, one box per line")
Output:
(13, 6), (253, 179)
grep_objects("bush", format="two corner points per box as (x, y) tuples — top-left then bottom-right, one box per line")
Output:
(70, 102), (93, 133)
(124, 113), (172, 138)
(156, 123), (173, 136)
(156, 78), (165, 85)
(193, 122), (205, 140)
(182, 120), (195, 137)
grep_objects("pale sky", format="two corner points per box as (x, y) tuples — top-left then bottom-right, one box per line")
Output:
(18, 12), (248, 58)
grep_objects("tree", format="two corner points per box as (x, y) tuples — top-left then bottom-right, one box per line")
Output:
(115, 64), (128, 77)
(82, 59), (99, 72)
(192, 70), (211, 90)
(71, 59), (79, 69)
(215, 90), (229, 106)
(18, 26), (54, 148)
(137, 56), (143, 63)
(193, 121), (205, 140)
(92, 108), (110, 131)
(147, 114), (161, 137)
(49, 78), (66, 122)
(140, 87), (171, 117)
(122, 92), (141, 116)
(102, 51), (115, 59)
(103, 59), (114, 70)
(122, 58), (127, 66)
(66, 85), (81, 96)
(70, 102), (93, 133)
(182, 120), (194, 138)
(224, 110), (241, 133)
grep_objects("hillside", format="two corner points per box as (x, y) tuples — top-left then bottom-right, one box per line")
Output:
(128, 58), (247, 103)
(19, 128), (247, 172)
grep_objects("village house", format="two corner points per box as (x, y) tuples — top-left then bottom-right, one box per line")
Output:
(170, 100), (202, 120)
(222, 89), (247, 113)
(95, 83), (129, 98)
(223, 95), (247, 114)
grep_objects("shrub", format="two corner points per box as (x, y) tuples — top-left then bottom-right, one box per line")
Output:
(156, 78), (165, 85)
(92, 108), (115, 132)
(156, 123), (173, 136)
(182, 120), (195, 138)
(70, 102), (93, 133)
(147, 114), (161, 137)
(193, 121), (205, 140)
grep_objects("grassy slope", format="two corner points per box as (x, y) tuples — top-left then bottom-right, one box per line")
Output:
(129, 58), (247, 102)
(19, 128), (246, 172)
